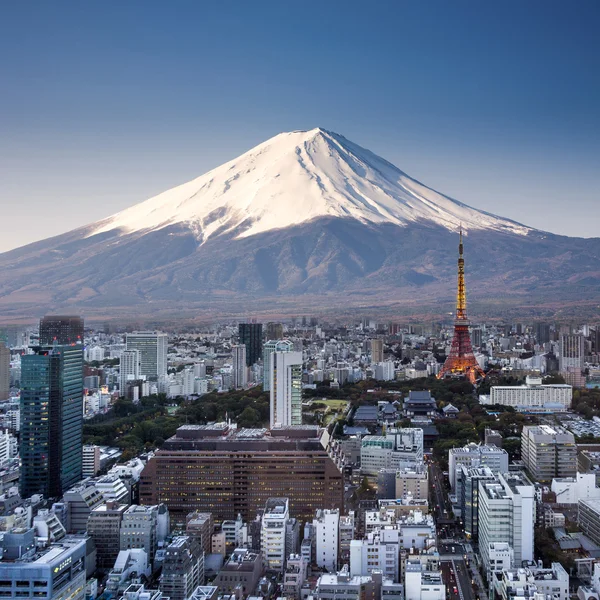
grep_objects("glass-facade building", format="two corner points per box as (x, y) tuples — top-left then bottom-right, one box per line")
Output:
(238, 323), (263, 367)
(20, 345), (83, 498)
(125, 331), (168, 380)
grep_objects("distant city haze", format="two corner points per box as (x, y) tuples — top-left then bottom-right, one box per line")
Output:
(0, 1), (598, 252)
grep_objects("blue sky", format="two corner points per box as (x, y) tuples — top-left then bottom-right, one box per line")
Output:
(1, 1), (598, 251)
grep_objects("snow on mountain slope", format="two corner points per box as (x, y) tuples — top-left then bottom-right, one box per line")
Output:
(91, 128), (531, 242)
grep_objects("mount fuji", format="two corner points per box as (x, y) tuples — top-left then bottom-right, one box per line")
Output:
(0, 128), (598, 321)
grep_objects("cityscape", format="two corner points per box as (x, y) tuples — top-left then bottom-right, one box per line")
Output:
(1, 2), (599, 600)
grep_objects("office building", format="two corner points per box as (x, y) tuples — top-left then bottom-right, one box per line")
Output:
(160, 536), (205, 600)
(140, 423), (343, 525)
(578, 499), (600, 546)
(63, 482), (105, 533)
(186, 512), (214, 555)
(551, 472), (600, 504)
(125, 332), (168, 380)
(560, 333), (585, 372)
(405, 562), (446, 600)
(481, 376), (572, 411)
(534, 323), (551, 345)
(493, 563), (569, 600)
(270, 350), (303, 428)
(238, 323), (263, 367)
(213, 548), (262, 597)
(231, 344), (247, 389)
(313, 509), (339, 573)
(315, 566), (403, 600)
(20, 344), (84, 498)
(361, 428), (424, 476)
(0, 342), (9, 401)
(87, 501), (129, 570)
(263, 339), (293, 391)
(282, 553), (308, 600)
(521, 425), (577, 482)
(39, 315), (84, 345)
(459, 466), (496, 539)
(371, 339), (384, 364)
(478, 473), (535, 574)
(266, 322), (284, 340)
(120, 504), (170, 562)
(448, 443), (509, 491)
(82, 445), (101, 478)
(0, 533), (87, 600)
(261, 498), (289, 572)
(338, 512), (355, 564)
(396, 468), (429, 499)
(120, 349), (141, 396)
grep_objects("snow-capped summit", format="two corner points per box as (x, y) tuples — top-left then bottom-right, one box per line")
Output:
(92, 127), (530, 242)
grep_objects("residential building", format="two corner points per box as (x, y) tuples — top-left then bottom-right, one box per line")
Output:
(371, 339), (384, 364)
(282, 554), (307, 600)
(87, 501), (129, 570)
(160, 536), (205, 600)
(339, 511), (355, 563)
(231, 344), (247, 389)
(448, 443), (510, 491)
(270, 350), (303, 428)
(105, 549), (150, 596)
(39, 315), (84, 345)
(521, 425), (577, 482)
(263, 339), (293, 392)
(238, 323), (263, 367)
(140, 424), (343, 525)
(261, 498), (289, 572)
(560, 333), (585, 372)
(487, 543), (514, 580)
(95, 473), (130, 504)
(313, 508), (339, 572)
(478, 473), (535, 574)
(82, 445), (101, 478)
(20, 345), (84, 498)
(120, 349), (141, 396)
(125, 332), (168, 380)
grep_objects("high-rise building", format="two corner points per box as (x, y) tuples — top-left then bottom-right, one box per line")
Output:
(266, 322), (284, 340)
(521, 425), (577, 482)
(20, 345), (84, 498)
(261, 498), (289, 572)
(231, 344), (247, 389)
(39, 315), (84, 345)
(119, 349), (141, 396)
(87, 501), (129, 570)
(448, 443), (509, 492)
(238, 323), (263, 367)
(125, 332), (167, 380)
(160, 536), (205, 600)
(270, 351), (303, 428)
(560, 333), (585, 372)
(313, 509), (339, 572)
(263, 339), (293, 392)
(82, 445), (101, 478)
(0, 342), (9, 400)
(534, 323), (551, 345)
(140, 424), (344, 525)
(371, 339), (384, 364)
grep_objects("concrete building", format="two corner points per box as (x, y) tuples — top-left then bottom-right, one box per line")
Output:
(270, 351), (303, 428)
(560, 333), (585, 372)
(482, 375), (572, 410)
(350, 533), (401, 581)
(82, 445), (101, 478)
(339, 511), (356, 563)
(0, 343), (9, 401)
(140, 423), (343, 525)
(478, 473), (535, 575)
(125, 332), (168, 380)
(487, 543), (514, 580)
(186, 512), (214, 555)
(231, 344), (248, 389)
(213, 548), (262, 597)
(361, 428), (424, 476)
(405, 561), (446, 600)
(87, 501), (129, 570)
(160, 536), (205, 600)
(314, 566), (403, 600)
(261, 498), (289, 572)
(263, 339), (293, 392)
(459, 466), (496, 540)
(521, 425), (577, 482)
(448, 443), (509, 491)
(63, 483), (105, 533)
(578, 499), (600, 546)
(95, 473), (130, 504)
(0, 534), (88, 600)
(120, 504), (170, 563)
(282, 554), (307, 600)
(551, 472), (600, 504)
(371, 339), (384, 364)
(313, 508), (339, 572)
(493, 563), (569, 600)
(120, 349), (141, 397)
(396, 467), (429, 500)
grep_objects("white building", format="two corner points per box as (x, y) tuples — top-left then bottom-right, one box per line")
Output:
(120, 349), (141, 396)
(478, 473), (535, 575)
(349, 534), (400, 581)
(269, 351), (303, 428)
(361, 429), (424, 476)
(313, 509), (339, 572)
(405, 561), (446, 600)
(374, 361), (395, 381)
(396, 467), (429, 499)
(231, 345), (248, 389)
(125, 332), (168, 380)
(487, 543), (514, 579)
(82, 445), (101, 477)
(263, 340), (293, 391)
(261, 498), (289, 572)
(480, 376), (572, 410)
(551, 472), (600, 504)
(86, 345), (105, 362)
(494, 563), (569, 600)
(448, 443), (509, 491)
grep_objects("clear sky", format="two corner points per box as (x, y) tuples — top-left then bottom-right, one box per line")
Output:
(1, 1), (598, 252)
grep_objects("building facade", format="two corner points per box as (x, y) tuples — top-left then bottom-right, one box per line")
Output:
(521, 425), (577, 482)
(263, 339), (293, 392)
(125, 332), (168, 380)
(238, 323), (263, 367)
(270, 351), (303, 428)
(39, 315), (84, 345)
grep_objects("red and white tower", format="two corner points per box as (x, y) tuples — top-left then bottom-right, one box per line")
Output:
(438, 229), (485, 384)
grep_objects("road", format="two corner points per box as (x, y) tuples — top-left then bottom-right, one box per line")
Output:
(441, 558), (477, 600)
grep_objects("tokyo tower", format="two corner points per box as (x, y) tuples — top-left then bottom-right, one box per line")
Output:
(438, 229), (485, 384)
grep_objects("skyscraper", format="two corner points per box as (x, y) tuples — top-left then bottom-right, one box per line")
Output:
(534, 323), (551, 345)
(371, 339), (384, 364)
(238, 323), (263, 367)
(0, 342), (9, 401)
(559, 333), (585, 372)
(232, 344), (247, 389)
(20, 345), (84, 498)
(266, 322), (284, 340)
(119, 349), (141, 397)
(263, 340), (293, 391)
(438, 230), (485, 384)
(39, 315), (84, 345)
(125, 332), (168, 380)
(270, 351), (303, 428)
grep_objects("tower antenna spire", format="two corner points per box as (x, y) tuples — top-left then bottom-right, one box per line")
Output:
(438, 229), (485, 384)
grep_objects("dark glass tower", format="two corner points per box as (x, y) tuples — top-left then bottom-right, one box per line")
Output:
(39, 315), (84, 345)
(20, 345), (84, 498)
(238, 323), (263, 367)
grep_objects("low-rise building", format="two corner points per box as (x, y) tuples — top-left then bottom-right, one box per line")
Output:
(213, 548), (262, 597)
